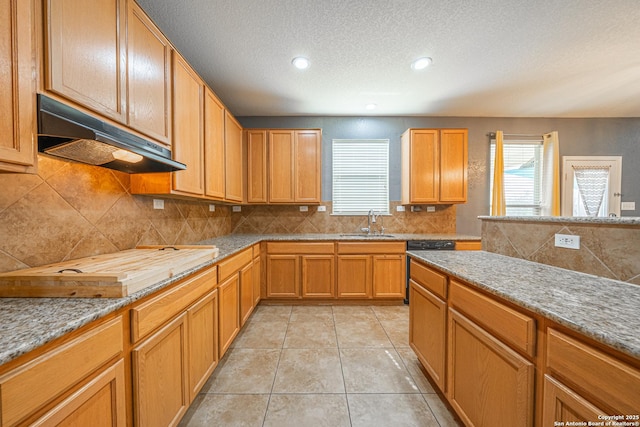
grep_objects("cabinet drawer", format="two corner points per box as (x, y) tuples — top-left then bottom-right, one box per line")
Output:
(449, 280), (536, 357)
(337, 242), (405, 254)
(131, 266), (217, 342)
(410, 260), (447, 299)
(546, 328), (640, 414)
(0, 316), (123, 426)
(266, 242), (334, 254)
(218, 248), (252, 281)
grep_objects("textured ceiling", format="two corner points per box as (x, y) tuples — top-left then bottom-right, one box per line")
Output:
(135, 0), (640, 117)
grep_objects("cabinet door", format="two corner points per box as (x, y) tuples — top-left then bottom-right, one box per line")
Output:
(133, 313), (189, 427)
(187, 289), (218, 401)
(269, 130), (295, 202)
(224, 111), (243, 202)
(542, 375), (605, 426)
(246, 130), (268, 203)
(447, 308), (534, 427)
(32, 360), (126, 427)
(409, 280), (446, 391)
(266, 254), (299, 298)
(439, 129), (468, 203)
(253, 254), (261, 305)
(0, 0), (36, 173)
(239, 262), (254, 326)
(172, 52), (203, 196)
(295, 130), (321, 203)
(127, 1), (171, 144)
(372, 254), (405, 298)
(218, 273), (240, 357)
(301, 255), (335, 298)
(403, 129), (439, 204)
(204, 89), (225, 199)
(46, 0), (126, 122)
(336, 255), (371, 298)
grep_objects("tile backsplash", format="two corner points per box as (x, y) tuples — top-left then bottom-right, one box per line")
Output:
(0, 156), (233, 273)
(1, 157), (458, 273)
(482, 219), (640, 285)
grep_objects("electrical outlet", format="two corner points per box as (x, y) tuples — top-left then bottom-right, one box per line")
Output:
(232, 206), (241, 212)
(426, 206), (436, 212)
(621, 201), (636, 210)
(317, 205), (326, 212)
(153, 199), (164, 210)
(299, 206), (308, 212)
(555, 234), (580, 250)
(396, 205), (405, 212)
(209, 204), (216, 212)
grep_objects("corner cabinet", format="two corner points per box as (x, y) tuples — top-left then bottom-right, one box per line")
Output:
(401, 128), (468, 204)
(0, 0), (37, 173)
(246, 129), (322, 204)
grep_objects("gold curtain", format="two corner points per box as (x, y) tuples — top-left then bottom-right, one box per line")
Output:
(491, 131), (506, 215)
(542, 131), (561, 216)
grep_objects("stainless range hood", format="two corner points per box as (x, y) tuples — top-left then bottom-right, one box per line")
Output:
(37, 94), (186, 173)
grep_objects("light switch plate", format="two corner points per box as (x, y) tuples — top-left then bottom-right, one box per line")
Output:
(426, 206), (436, 212)
(232, 206), (241, 212)
(396, 206), (405, 212)
(555, 233), (580, 250)
(299, 206), (308, 212)
(209, 204), (216, 212)
(621, 201), (636, 210)
(153, 199), (164, 210)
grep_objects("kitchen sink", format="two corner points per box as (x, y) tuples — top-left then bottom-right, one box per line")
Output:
(339, 234), (396, 238)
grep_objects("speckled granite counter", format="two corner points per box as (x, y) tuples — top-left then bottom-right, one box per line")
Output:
(479, 215), (640, 226)
(0, 233), (478, 366)
(407, 250), (640, 359)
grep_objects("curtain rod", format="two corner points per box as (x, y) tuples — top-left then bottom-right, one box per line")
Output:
(487, 132), (543, 138)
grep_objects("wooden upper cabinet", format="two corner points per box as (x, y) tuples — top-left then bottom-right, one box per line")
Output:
(295, 130), (322, 203)
(172, 51), (204, 196)
(0, 0), (36, 173)
(204, 88), (225, 199)
(268, 129), (321, 204)
(246, 129), (268, 203)
(45, 0), (126, 122)
(401, 128), (467, 204)
(439, 129), (468, 203)
(126, 1), (172, 145)
(224, 111), (243, 202)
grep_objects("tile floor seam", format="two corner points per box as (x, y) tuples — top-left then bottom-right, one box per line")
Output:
(260, 309), (291, 426)
(332, 305), (354, 426)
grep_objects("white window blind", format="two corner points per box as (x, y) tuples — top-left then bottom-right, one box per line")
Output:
(332, 139), (389, 215)
(490, 140), (543, 216)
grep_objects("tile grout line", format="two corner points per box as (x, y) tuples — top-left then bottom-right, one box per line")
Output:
(333, 305), (354, 427)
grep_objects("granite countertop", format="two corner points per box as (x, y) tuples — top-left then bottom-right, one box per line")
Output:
(0, 233), (478, 366)
(407, 250), (640, 359)
(478, 215), (640, 226)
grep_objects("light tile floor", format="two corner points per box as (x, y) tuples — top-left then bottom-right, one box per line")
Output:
(179, 305), (461, 427)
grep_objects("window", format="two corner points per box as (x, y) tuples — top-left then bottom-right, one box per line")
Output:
(490, 140), (543, 215)
(561, 156), (622, 217)
(332, 139), (389, 215)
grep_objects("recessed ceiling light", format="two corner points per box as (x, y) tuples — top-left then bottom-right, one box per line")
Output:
(292, 57), (310, 70)
(411, 57), (432, 70)
(365, 103), (377, 110)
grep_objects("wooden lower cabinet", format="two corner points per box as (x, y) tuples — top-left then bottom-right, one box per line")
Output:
(32, 359), (126, 427)
(409, 279), (446, 391)
(239, 262), (254, 326)
(132, 312), (189, 427)
(301, 255), (335, 298)
(447, 308), (534, 427)
(253, 249), (262, 305)
(542, 375), (605, 425)
(336, 255), (371, 298)
(266, 254), (300, 298)
(218, 273), (240, 357)
(187, 289), (218, 401)
(372, 254), (405, 298)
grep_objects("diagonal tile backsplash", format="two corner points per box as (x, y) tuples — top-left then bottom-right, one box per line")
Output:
(0, 156), (233, 273)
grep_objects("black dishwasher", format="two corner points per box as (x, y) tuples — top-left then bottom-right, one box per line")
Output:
(405, 240), (455, 303)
